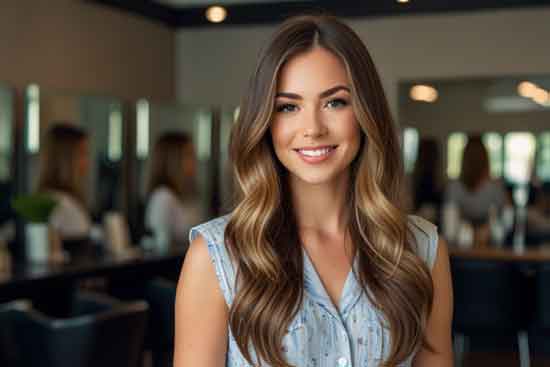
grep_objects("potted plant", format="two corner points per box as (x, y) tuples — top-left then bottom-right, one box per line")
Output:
(11, 194), (58, 263)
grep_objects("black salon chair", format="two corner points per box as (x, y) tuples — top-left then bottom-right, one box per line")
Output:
(144, 278), (177, 367)
(0, 299), (31, 367)
(451, 258), (531, 367)
(11, 291), (149, 367)
(531, 263), (550, 356)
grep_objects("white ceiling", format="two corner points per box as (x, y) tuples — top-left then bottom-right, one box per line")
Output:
(155, 0), (305, 7)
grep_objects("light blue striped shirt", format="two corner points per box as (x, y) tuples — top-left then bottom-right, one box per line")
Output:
(190, 215), (438, 367)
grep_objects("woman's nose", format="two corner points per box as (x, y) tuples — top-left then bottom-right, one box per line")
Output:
(302, 108), (328, 138)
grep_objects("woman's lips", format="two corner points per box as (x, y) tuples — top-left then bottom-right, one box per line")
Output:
(294, 145), (338, 164)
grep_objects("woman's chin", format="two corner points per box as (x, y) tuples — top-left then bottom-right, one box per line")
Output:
(289, 170), (347, 187)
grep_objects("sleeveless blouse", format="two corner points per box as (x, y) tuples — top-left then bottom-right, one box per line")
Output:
(189, 215), (438, 367)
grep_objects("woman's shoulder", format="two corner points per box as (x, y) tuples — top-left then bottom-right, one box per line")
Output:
(46, 189), (69, 201)
(407, 214), (439, 270)
(189, 214), (232, 247)
(188, 214), (236, 306)
(445, 179), (463, 192)
(149, 186), (178, 203)
(46, 190), (80, 210)
(146, 187), (184, 216)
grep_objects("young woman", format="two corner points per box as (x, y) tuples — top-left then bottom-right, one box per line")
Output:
(38, 123), (91, 240)
(175, 15), (453, 367)
(145, 132), (200, 247)
(445, 135), (508, 225)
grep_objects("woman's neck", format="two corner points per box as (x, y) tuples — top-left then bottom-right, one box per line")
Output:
(289, 172), (350, 236)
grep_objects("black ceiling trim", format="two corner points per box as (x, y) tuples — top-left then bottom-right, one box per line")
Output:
(90, 0), (550, 28)
(90, 0), (181, 27)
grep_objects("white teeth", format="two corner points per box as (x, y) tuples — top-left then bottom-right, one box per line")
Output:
(298, 147), (333, 157)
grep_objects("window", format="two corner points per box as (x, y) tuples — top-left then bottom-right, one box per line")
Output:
(26, 84), (40, 154)
(504, 132), (536, 184)
(108, 103), (123, 162)
(136, 99), (150, 159)
(482, 132), (503, 178)
(402, 127), (419, 174)
(536, 132), (550, 182)
(447, 132), (467, 179)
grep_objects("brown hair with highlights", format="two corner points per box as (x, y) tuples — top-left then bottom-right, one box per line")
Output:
(147, 131), (194, 201)
(37, 123), (89, 206)
(225, 15), (434, 367)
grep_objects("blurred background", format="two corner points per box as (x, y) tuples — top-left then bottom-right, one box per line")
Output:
(1, 1), (550, 366)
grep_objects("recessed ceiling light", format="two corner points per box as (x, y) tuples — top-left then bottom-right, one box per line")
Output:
(532, 88), (549, 105)
(206, 6), (227, 23)
(397, 0), (410, 3)
(410, 85), (438, 103)
(517, 81), (537, 98)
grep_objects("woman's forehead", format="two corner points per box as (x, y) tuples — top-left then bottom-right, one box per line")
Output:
(276, 47), (349, 95)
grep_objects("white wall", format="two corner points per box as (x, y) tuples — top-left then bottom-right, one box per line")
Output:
(175, 8), (550, 118)
(0, 0), (174, 102)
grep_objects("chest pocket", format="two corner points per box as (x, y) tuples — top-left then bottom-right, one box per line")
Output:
(358, 315), (411, 367)
(283, 300), (336, 367)
(361, 321), (386, 366)
(282, 310), (307, 362)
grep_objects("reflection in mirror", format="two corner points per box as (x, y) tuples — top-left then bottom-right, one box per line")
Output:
(133, 100), (214, 248)
(0, 83), (15, 244)
(21, 85), (126, 240)
(403, 77), (550, 361)
(400, 76), (550, 184)
(400, 76), (550, 244)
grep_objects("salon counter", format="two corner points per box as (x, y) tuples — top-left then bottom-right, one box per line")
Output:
(449, 243), (550, 262)
(0, 242), (186, 303)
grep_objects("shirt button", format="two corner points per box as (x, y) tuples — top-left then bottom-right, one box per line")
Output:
(338, 357), (348, 366)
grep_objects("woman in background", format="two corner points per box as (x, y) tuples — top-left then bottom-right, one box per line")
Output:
(145, 132), (200, 247)
(38, 123), (91, 240)
(445, 135), (508, 225)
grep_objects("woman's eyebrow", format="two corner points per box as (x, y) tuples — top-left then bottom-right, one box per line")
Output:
(275, 85), (351, 100)
(275, 92), (302, 100)
(319, 85), (350, 98)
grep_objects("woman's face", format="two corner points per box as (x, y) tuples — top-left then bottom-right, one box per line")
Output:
(270, 47), (361, 186)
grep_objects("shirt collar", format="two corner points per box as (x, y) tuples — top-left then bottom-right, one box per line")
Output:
(302, 248), (363, 320)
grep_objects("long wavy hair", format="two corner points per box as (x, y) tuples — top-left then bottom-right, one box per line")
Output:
(460, 134), (490, 192)
(225, 15), (434, 367)
(146, 131), (195, 201)
(37, 123), (89, 206)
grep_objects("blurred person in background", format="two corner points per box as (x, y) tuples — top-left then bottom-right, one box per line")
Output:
(444, 134), (508, 226)
(37, 123), (92, 240)
(145, 132), (200, 248)
(411, 137), (443, 225)
(527, 182), (550, 244)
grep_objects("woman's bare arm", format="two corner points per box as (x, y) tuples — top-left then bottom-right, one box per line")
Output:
(173, 235), (228, 366)
(413, 237), (454, 367)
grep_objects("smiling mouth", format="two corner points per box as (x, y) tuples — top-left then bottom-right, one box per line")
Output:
(294, 145), (338, 157)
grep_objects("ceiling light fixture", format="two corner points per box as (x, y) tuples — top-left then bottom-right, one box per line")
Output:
(517, 81), (537, 98)
(397, 0), (410, 3)
(206, 6), (227, 23)
(410, 85), (438, 103)
(532, 88), (549, 105)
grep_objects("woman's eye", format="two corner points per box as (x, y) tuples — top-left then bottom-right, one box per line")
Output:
(276, 103), (298, 113)
(325, 98), (348, 109)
